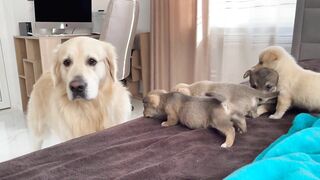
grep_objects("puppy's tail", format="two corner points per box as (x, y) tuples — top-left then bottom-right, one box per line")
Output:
(205, 92), (226, 103)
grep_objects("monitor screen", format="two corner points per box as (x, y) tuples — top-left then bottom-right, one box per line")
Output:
(34, 0), (92, 22)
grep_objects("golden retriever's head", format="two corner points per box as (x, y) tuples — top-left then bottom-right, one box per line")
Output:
(52, 37), (117, 100)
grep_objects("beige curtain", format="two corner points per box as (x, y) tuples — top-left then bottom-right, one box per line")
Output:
(150, 0), (210, 90)
(149, 0), (296, 90)
(208, 0), (296, 83)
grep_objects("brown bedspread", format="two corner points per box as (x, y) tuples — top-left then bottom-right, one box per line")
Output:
(0, 59), (318, 180)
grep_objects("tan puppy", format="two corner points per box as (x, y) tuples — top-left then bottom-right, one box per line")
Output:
(27, 37), (131, 150)
(251, 46), (320, 119)
(143, 90), (247, 148)
(173, 81), (278, 118)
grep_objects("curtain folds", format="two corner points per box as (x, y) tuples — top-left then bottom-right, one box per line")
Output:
(150, 0), (296, 90)
(150, 0), (198, 90)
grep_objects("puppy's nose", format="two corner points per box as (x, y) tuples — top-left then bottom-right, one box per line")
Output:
(69, 76), (87, 93)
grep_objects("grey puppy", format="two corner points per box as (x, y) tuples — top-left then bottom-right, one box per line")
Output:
(143, 90), (247, 148)
(243, 67), (279, 114)
(173, 81), (278, 118)
(243, 67), (279, 93)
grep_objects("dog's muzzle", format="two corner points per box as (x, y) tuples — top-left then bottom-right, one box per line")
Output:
(69, 76), (87, 99)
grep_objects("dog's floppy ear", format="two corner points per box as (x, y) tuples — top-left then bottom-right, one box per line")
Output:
(243, 70), (252, 79)
(51, 45), (62, 86)
(102, 42), (118, 82)
(259, 51), (277, 62)
(172, 83), (191, 95)
(148, 94), (160, 107)
(176, 87), (191, 96)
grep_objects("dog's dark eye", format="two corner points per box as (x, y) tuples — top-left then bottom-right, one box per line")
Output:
(251, 84), (257, 89)
(265, 84), (272, 90)
(63, 58), (72, 67)
(87, 58), (97, 66)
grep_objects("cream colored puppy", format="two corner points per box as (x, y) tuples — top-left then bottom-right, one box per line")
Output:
(252, 46), (320, 119)
(27, 37), (131, 150)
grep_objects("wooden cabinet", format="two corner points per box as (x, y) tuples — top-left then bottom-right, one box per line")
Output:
(14, 35), (99, 111)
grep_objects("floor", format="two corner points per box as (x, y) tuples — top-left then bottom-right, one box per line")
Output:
(0, 98), (143, 163)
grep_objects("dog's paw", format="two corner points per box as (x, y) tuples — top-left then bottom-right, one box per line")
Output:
(161, 122), (169, 127)
(269, 114), (283, 119)
(236, 127), (243, 134)
(221, 143), (231, 148)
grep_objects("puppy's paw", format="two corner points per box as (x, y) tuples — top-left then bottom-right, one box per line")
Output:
(236, 127), (243, 134)
(269, 114), (283, 119)
(257, 106), (268, 116)
(161, 122), (169, 127)
(221, 143), (231, 148)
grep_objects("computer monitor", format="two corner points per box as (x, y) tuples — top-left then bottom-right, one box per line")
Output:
(34, 0), (92, 32)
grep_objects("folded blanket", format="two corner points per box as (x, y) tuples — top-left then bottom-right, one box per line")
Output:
(226, 113), (320, 180)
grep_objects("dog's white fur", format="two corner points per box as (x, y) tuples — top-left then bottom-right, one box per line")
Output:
(27, 37), (131, 150)
(253, 46), (320, 119)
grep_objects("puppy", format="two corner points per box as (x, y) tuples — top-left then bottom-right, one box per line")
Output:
(243, 67), (279, 115)
(243, 67), (279, 93)
(27, 37), (132, 150)
(173, 81), (278, 118)
(143, 90), (247, 148)
(251, 46), (320, 119)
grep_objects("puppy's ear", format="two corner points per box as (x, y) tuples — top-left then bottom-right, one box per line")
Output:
(259, 51), (277, 63)
(148, 94), (160, 107)
(158, 89), (168, 94)
(142, 97), (149, 104)
(243, 70), (252, 79)
(175, 87), (191, 96)
(102, 42), (118, 82)
(51, 45), (62, 86)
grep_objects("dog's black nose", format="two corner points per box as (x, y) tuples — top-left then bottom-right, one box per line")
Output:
(69, 76), (87, 94)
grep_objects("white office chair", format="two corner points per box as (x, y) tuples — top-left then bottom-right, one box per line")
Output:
(100, 0), (139, 80)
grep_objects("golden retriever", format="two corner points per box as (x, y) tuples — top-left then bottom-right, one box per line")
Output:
(250, 46), (320, 119)
(27, 37), (131, 150)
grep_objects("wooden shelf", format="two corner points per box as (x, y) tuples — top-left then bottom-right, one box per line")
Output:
(23, 58), (36, 63)
(18, 77), (28, 111)
(14, 38), (27, 76)
(19, 75), (26, 79)
(132, 65), (142, 69)
(23, 61), (35, 97)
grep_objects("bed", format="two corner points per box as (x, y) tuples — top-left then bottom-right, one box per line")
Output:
(0, 60), (318, 180)
(0, 111), (298, 180)
(1, 1), (320, 179)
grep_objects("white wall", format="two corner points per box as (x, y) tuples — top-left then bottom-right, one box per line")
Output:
(93, 0), (150, 33)
(136, 0), (150, 33)
(0, 0), (26, 110)
(0, 0), (150, 111)
(93, 0), (110, 12)
(13, 0), (150, 33)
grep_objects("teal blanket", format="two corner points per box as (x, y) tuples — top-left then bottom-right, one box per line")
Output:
(226, 113), (320, 180)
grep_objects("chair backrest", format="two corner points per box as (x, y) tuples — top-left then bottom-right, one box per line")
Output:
(100, 0), (139, 80)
